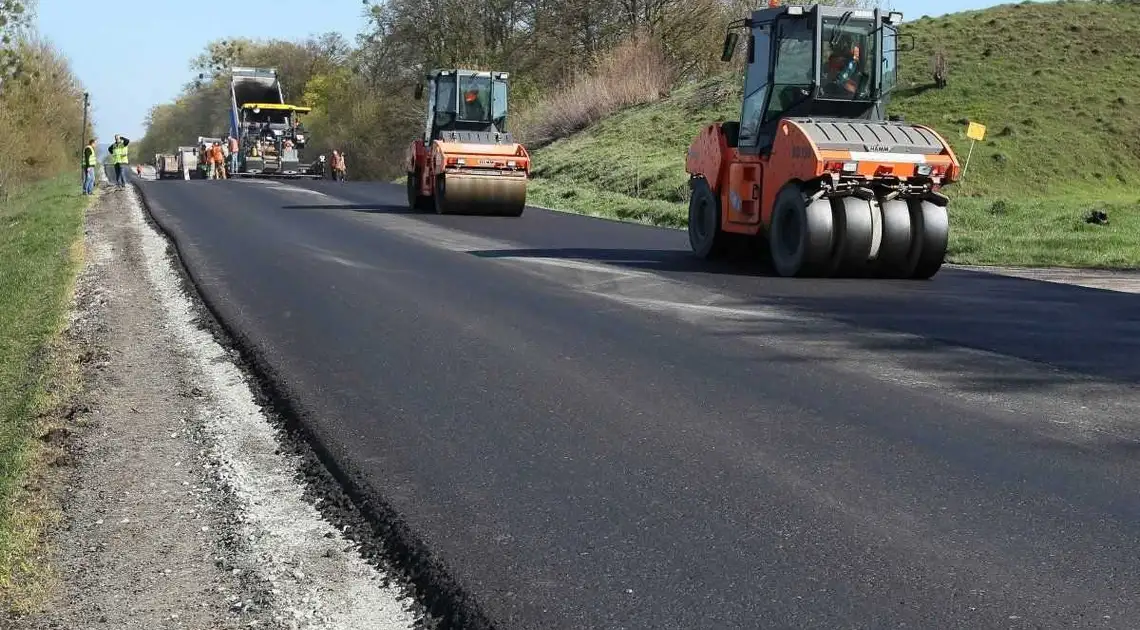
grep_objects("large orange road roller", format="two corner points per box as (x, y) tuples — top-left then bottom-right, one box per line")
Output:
(406, 69), (530, 217)
(685, 4), (961, 279)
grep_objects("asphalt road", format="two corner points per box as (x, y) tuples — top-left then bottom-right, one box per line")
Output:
(135, 175), (1140, 629)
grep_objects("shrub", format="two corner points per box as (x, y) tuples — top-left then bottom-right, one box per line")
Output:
(514, 35), (674, 149)
(0, 36), (87, 197)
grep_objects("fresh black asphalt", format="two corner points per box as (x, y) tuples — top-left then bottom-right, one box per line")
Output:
(134, 176), (1140, 629)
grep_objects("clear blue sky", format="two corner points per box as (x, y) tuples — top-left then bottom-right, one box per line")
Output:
(37, 0), (370, 142)
(37, 0), (1019, 144)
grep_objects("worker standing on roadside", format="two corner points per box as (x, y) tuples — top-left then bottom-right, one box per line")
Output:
(82, 138), (98, 195)
(108, 134), (130, 188)
(331, 150), (346, 182)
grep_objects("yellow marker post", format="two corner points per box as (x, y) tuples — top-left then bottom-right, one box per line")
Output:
(963, 121), (986, 176)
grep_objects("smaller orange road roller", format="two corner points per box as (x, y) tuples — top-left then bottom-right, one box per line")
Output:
(406, 69), (530, 216)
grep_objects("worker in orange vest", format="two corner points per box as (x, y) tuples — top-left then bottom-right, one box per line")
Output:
(211, 142), (227, 180)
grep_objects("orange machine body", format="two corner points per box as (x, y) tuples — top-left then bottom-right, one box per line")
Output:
(685, 119), (962, 236)
(406, 136), (530, 198)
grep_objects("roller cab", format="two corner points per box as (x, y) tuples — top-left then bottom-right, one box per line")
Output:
(408, 69), (529, 216)
(685, 4), (960, 279)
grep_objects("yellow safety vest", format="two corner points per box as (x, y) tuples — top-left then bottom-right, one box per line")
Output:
(83, 146), (98, 167)
(111, 142), (129, 164)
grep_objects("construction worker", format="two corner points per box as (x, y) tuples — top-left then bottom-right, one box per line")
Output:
(331, 150), (346, 182)
(462, 88), (487, 120)
(228, 135), (240, 173)
(82, 138), (98, 195)
(108, 134), (130, 188)
(211, 142), (227, 180)
(824, 34), (862, 98)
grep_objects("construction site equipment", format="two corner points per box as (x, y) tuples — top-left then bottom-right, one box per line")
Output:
(153, 153), (179, 179)
(227, 67), (321, 179)
(406, 69), (529, 216)
(176, 145), (200, 180)
(685, 5), (961, 279)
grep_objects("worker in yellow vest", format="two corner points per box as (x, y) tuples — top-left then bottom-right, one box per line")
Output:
(82, 138), (98, 195)
(108, 134), (130, 188)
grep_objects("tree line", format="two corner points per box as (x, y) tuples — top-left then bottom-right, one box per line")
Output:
(0, 0), (90, 195)
(136, 0), (881, 180)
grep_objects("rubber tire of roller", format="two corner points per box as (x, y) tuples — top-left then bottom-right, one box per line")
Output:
(688, 177), (730, 260)
(825, 197), (876, 277)
(407, 172), (427, 211)
(874, 198), (914, 278)
(906, 199), (949, 280)
(768, 186), (835, 277)
(433, 174), (449, 215)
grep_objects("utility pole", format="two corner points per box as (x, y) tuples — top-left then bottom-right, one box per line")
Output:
(79, 91), (89, 182)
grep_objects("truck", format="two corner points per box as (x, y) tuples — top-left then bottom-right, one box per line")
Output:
(153, 153), (179, 180)
(227, 66), (321, 179)
(176, 145), (200, 179)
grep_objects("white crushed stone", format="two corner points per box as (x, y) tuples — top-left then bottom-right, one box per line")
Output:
(123, 186), (420, 629)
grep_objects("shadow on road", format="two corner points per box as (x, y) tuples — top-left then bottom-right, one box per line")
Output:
(469, 246), (1140, 385)
(470, 246), (777, 277)
(281, 203), (414, 214)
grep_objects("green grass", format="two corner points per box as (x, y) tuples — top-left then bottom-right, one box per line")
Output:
(528, 0), (1140, 268)
(0, 174), (87, 608)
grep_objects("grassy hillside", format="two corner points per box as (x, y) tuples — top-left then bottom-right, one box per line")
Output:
(527, 0), (1140, 268)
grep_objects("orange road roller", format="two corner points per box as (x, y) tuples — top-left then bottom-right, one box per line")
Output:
(406, 69), (530, 217)
(685, 4), (961, 279)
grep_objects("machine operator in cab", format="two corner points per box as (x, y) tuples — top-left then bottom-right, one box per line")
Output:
(823, 33), (863, 98)
(462, 87), (488, 120)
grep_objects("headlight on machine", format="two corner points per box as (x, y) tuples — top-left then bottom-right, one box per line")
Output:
(916, 164), (933, 176)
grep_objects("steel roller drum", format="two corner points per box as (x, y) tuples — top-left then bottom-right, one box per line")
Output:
(435, 173), (527, 216)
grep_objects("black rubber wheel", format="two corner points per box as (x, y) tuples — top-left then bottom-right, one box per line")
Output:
(407, 172), (430, 211)
(906, 199), (949, 279)
(687, 178), (730, 260)
(874, 198), (915, 278)
(826, 197), (875, 277)
(768, 186), (835, 277)
(434, 174), (448, 215)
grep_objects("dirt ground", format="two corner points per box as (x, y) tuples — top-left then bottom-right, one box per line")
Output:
(5, 184), (422, 630)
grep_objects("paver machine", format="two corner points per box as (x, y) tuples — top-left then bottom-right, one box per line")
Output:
(685, 4), (961, 279)
(406, 69), (530, 216)
(228, 67), (321, 179)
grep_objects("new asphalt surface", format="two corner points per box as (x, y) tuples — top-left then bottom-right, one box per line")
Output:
(134, 175), (1140, 629)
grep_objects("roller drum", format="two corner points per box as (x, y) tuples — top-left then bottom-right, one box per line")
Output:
(434, 173), (527, 216)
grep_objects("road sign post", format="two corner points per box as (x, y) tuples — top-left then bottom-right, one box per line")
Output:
(79, 92), (89, 182)
(962, 121), (986, 177)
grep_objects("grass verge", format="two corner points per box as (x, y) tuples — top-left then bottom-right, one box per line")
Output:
(529, 178), (1140, 269)
(0, 174), (88, 611)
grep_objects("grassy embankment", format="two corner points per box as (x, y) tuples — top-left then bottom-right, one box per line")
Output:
(0, 175), (88, 609)
(524, 1), (1140, 268)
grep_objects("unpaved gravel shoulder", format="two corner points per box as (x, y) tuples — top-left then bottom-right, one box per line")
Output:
(6, 187), (263, 629)
(7, 185), (425, 629)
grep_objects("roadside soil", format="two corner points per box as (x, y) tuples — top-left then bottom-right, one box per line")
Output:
(5, 183), (422, 629)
